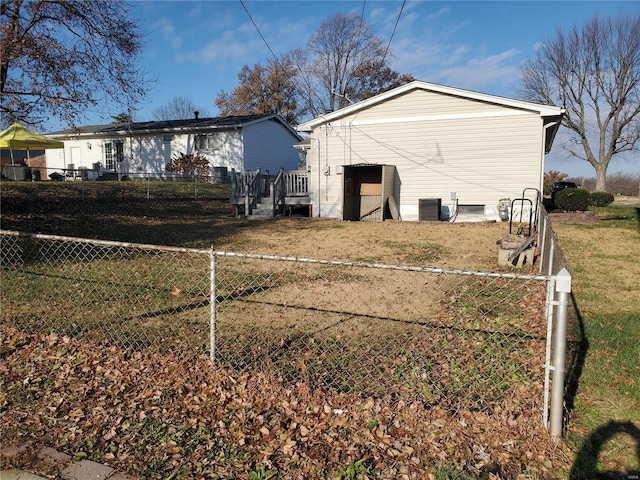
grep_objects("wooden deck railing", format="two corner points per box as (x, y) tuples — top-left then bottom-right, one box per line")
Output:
(230, 168), (309, 217)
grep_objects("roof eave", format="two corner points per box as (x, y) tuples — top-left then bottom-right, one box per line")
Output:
(50, 114), (302, 141)
(544, 113), (565, 153)
(297, 80), (565, 131)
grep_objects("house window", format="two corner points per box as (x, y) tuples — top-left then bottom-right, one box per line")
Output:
(163, 135), (173, 142)
(104, 140), (124, 170)
(195, 133), (222, 152)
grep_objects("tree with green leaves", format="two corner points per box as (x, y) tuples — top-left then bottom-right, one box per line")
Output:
(0, 0), (148, 128)
(111, 113), (134, 124)
(519, 13), (640, 192)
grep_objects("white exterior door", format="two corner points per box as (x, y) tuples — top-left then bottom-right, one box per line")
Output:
(70, 146), (81, 168)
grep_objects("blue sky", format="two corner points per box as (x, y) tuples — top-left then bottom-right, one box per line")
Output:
(79, 0), (640, 178)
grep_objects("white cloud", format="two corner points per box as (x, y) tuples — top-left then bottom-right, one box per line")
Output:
(151, 17), (182, 49)
(435, 48), (521, 91)
(369, 7), (386, 20)
(532, 41), (545, 52)
(444, 45), (471, 66)
(426, 6), (450, 21)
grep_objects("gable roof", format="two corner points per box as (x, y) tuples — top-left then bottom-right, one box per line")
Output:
(49, 114), (302, 140)
(297, 81), (564, 151)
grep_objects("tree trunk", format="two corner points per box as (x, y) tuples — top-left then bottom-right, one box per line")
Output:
(594, 163), (608, 192)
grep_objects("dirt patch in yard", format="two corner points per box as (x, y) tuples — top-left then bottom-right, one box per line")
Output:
(214, 218), (516, 273)
(0, 182), (523, 273)
(547, 211), (597, 225)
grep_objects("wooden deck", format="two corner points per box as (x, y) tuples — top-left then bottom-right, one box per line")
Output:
(230, 168), (311, 218)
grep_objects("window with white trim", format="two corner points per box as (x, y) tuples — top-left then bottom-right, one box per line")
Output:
(104, 140), (124, 170)
(194, 133), (222, 152)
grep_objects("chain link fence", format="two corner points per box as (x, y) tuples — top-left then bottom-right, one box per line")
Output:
(1, 229), (559, 419)
(214, 253), (552, 415)
(0, 232), (214, 354)
(1, 168), (231, 203)
(537, 204), (585, 433)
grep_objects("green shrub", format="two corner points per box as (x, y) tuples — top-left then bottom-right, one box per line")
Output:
(589, 191), (615, 207)
(554, 188), (590, 211)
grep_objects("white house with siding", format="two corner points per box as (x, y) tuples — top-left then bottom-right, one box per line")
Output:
(45, 114), (302, 180)
(296, 81), (565, 222)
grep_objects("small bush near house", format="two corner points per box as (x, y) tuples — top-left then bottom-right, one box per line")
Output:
(554, 187), (591, 211)
(589, 191), (615, 207)
(165, 152), (210, 178)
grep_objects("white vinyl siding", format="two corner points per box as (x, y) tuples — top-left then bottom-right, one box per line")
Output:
(307, 88), (546, 220)
(243, 119), (300, 173)
(352, 88), (518, 120)
(135, 135), (169, 174)
(44, 116), (301, 180)
(206, 131), (243, 172)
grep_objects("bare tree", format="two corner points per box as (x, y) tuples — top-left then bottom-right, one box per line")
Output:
(153, 96), (209, 121)
(218, 12), (412, 124)
(0, 0), (148, 128)
(215, 55), (301, 125)
(518, 13), (640, 191)
(298, 12), (393, 116)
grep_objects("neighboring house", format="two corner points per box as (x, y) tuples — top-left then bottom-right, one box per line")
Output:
(45, 114), (302, 180)
(296, 80), (565, 222)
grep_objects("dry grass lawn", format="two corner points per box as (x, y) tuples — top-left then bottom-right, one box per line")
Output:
(2, 182), (637, 479)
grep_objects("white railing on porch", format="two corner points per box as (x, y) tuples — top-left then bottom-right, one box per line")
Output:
(282, 170), (309, 197)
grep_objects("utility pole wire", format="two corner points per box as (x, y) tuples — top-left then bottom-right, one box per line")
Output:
(239, 0), (280, 66)
(382, 0), (406, 62)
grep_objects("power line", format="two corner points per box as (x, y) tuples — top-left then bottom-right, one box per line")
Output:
(382, 0), (406, 62)
(348, 1), (405, 124)
(358, 0), (366, 37)
(239, 0), (279, 64)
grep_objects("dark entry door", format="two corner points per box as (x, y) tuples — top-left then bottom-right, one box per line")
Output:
(342, 164), (395, 221)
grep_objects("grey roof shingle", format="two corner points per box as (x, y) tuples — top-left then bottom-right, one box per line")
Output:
(49, 114), (278, 136)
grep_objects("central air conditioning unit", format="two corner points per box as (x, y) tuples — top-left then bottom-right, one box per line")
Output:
(418, 198), (442, 221)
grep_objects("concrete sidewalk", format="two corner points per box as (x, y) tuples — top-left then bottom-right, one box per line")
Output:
(1, 445), (135, 480)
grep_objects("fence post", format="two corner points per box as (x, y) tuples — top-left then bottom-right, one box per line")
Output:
(542, 276), (556, 429)
(550, 267), (571, 442)
(210, 249), (216, 362)
(194, 174), (198, 200)
(230, 169), (238, 204)
(270, 177), (276, 218)
(539, 215), (548, 274)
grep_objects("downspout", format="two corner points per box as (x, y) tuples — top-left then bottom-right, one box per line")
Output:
(234, 126), (242, 173)
(325, 125), (330, 205)
(312, 136), (321, 218)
